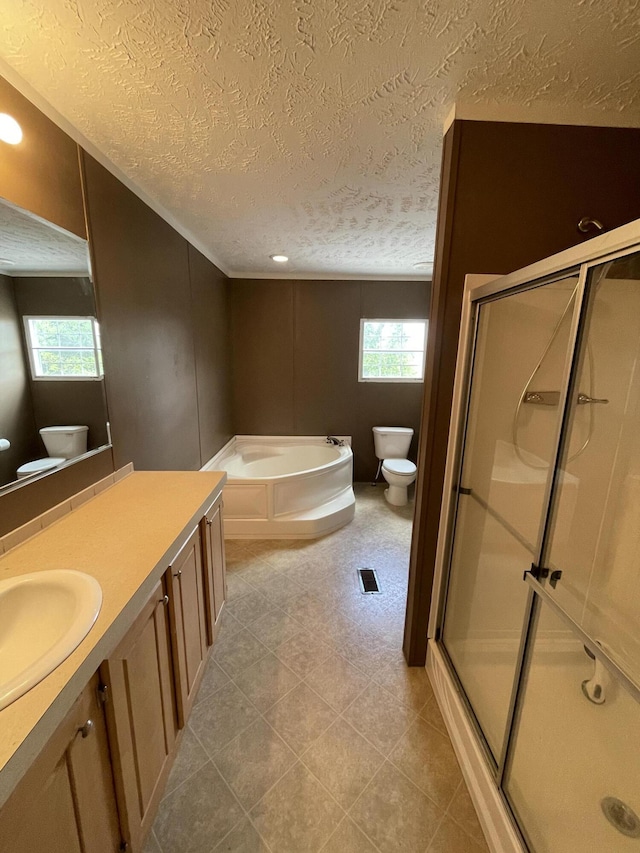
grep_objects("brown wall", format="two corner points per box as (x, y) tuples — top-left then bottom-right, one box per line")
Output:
(231, 279), (430, 481)
(188, 244), (234, 464)
(81, 152), (233, 472)
(405, 119), (640, 665)
(0, 274), (39, 485)
(0, 76), (85, 239)
(13, 276), (109, 449)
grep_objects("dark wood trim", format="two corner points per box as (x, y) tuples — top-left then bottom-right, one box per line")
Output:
(403, 123), (461, 665)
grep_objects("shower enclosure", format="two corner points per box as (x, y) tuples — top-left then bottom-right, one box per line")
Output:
(428, 220), (640, 852)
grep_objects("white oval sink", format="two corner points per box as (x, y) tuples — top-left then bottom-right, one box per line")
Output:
(0, 570), (102, 711)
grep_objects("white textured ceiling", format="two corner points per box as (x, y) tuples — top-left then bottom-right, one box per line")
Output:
(1, 1), (639, 278)
(0, 199), (90, 275)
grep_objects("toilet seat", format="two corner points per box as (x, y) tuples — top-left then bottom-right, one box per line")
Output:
(382, 458), (417, 476)
(17, 457), (66, 478)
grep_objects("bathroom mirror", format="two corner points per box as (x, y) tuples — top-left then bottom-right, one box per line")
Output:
(0, 197), (110, 492)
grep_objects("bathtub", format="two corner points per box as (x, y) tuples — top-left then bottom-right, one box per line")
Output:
(202, 436), (356, 539)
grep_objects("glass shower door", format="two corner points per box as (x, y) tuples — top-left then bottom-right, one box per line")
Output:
(441, 275), (580, 761)
(504, 250), (640, 850)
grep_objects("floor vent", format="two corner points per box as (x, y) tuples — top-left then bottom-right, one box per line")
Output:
(358, 568), (381, 594)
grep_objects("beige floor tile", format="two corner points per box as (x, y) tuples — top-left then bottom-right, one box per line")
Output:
(164, 726), (209, 798)
(389, 718), (462, 809)
(195, 658), (231, 704)
(446, 783), (487, 847)
(282, 590), (334, 623)
(373, 661), (435, 712)
(190, 681), (261, 755)
(342, 682), (416, 755)
(226, 573), (256, 601)
(350, 762), (442, 853)
(319, 817), (378, 853)
(142, 830), (162, 853)
(154, 762), (244, 853)
(304, 653), (370, 713)
(265, 682), (337, 754)
(228, 552), (278, 576)
(213, 817), (272, 852)
(234, 653), (301, 712)
(248, 607), (305, 650)
(274, 629), (334, 677)
(213, 628), (270, 677)
(214, 718), (297, 809)
(302, 717), (384, 808)
(420, 696), (449, 737)
(226, 589), (276, 626)
(250, 761), (345, 853)
(261, 545), (319, 571)
(249, 570), (305, 605)
(218, 608), (244, 638)
(338, 635), (397, 677)
(427, 815), (489, 853)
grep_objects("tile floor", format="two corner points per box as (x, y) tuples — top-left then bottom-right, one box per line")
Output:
(146, 484), (489, 853)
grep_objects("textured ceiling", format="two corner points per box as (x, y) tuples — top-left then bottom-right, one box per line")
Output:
(1, 1), (639, 278)
(0, 199), (89, 275)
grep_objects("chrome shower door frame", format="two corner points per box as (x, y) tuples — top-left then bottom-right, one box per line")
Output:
(429, 217), (640, 852)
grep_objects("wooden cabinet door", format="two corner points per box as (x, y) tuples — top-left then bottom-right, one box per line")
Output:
(100, 580), (176, 852)
(202, 496), (227, 645)
(167, 525), (208, 726)
(0, 673), (122, 853)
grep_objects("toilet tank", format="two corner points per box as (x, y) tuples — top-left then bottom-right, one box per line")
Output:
(40, 426), (88, 459)
(372, 426), (414, 460)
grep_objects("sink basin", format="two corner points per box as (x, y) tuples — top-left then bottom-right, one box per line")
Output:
(0, 570), (102, 711)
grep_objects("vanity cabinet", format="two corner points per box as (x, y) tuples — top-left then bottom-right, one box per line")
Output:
(202, 495), (227, 643)
(0, 673), (122, 853)
(167, 525), (209, 726)
(100, 579), (177, 853)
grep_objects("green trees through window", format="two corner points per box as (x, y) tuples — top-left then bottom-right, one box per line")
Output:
(25, 317), (103, 379)
(359, 320), (427, 381)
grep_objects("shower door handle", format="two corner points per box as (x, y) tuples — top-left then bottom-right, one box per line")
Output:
(577, 394), (609, 405)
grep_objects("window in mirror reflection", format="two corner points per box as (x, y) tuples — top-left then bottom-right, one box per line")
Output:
(24, 316), (104, 380)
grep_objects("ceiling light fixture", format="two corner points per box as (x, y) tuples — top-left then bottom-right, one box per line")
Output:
(270, 254), (289, 263)
(0, 258), (15, 266)
(413, 260), (432, 270)
(0, 114), (23, 145)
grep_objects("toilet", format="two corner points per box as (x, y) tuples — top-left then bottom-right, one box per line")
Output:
(372, 426), (417, 506)
(17, 425), (89, 479)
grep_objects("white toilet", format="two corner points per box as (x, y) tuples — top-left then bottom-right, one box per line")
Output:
(17, 426), (89, 479)
(372, 426), (417, 506)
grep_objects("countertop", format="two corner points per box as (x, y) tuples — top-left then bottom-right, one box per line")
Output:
(0, 469), (226, 808)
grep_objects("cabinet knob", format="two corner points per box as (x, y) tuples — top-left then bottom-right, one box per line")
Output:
(173, 569), (182, 578)
(78, 719), (94, 739)
(206, 518), (213, 527)
(161, 594), (169, 606)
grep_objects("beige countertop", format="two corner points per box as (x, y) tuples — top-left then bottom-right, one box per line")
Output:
(0, 469), (226, 808)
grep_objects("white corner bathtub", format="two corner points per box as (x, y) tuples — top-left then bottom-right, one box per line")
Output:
(202, 436), (356, 539)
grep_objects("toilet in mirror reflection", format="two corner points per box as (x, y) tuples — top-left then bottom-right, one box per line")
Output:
(16, 426), (88, 480)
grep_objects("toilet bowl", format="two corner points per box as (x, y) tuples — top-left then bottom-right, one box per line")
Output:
(17, 426), (88, 480)
(381, 458), (417, 506)
(372, 426), (417, 507)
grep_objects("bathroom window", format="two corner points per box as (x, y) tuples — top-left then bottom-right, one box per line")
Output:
(358, 319), (427, 382)
(23, 316), (104, 380)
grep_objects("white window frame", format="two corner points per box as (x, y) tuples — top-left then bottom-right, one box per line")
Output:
(358, 318), (428, 383)
(23, 315), (104, 381)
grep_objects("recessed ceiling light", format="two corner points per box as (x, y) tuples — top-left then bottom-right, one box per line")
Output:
(0, 114), (23, 145)
(270, 254), (289, 263)
(0, 258), (15, 266)
(413, 260), (432, 270)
